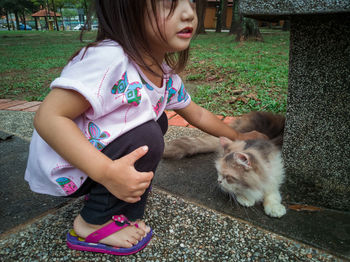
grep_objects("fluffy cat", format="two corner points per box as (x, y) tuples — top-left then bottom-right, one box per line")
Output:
(163, 111), (286, 218)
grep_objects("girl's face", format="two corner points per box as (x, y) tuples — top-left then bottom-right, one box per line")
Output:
(145, 0), (198, 60)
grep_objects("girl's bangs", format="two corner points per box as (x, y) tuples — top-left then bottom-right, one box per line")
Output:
(150, 0), (177, 17)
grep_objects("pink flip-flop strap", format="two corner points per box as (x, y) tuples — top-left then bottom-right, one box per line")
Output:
(85, 215), (134, 243)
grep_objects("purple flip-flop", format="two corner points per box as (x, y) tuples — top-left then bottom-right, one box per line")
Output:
(66, 215), (152, 256)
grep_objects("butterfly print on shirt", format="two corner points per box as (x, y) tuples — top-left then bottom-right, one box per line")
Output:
(111, 71), (143, 106)
(88, 122), (110, 151)
(166, 77), (177, 103)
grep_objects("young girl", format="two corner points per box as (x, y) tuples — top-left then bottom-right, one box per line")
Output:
(25, 0), (265, 256)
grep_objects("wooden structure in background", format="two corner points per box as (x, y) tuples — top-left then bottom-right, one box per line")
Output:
(31, 9), (61, 30)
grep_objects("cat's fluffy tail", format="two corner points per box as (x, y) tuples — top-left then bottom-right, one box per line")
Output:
(163, 111), (285, 159)
(163, 135), (219, 159)
(232, 111), (285, 148)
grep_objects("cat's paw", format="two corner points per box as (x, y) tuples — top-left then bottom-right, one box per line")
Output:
(237, 197), (255, 207)
(264, 203), (286, 218)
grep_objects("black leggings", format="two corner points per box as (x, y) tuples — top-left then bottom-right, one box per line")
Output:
(71, 112), (168, 224)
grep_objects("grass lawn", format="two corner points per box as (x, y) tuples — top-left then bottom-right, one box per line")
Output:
(0, 29), (289, 116)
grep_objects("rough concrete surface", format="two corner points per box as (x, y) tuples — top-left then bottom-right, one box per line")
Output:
(0, 111), (349, 260)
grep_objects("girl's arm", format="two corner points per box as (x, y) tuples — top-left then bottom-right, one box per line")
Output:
(34, 88), (153, 203)
(175, 101), (267, 141)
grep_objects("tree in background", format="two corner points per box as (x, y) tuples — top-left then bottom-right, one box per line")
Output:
(0, 0), (19, 30)
(220, 0), (228, 30)
(229, 0), (240, 34)
(0, 0), (14, 30)
(215, 0), (222, 32)
(0, 0), (94, 31)
(53, 0), (67, 30)
(196, 0), (207, 34)
(48, 0), (80, 31)
(50, 0), (59, 30)
(0, 0), (38, 30)
(82, 0), (93, 31)
(214, 0), (233, 33)
(0, 0), (48, 30)
(231, 0), (263, 41)
(61, 8), (76, 29)
(235, 17), (263, 41)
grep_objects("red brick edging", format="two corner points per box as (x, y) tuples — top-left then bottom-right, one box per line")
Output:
(0, 99), (235, 127)
(0, 99), (41, 112)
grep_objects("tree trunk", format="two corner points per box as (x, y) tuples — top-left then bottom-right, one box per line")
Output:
(282, 19), (290, 31)
(60, 8), (65, 31)
(83, 0), (92, 31)
(10, 13), (15, 30)
(45, 1), (50, 30)
(14, 12), (20, 30)
(221, 0), (228, 29)
(196, 0), (207, 34)
(229, 0), (240, 34)
(34, 17), (38, 30)
(235, 17), (263, 42)
(22, 13), (27, 30)
(215, 0), (222, 32)
(51, 0), (59, 31)
(44, 16), (49, 30)
(5, 11), (11, 31)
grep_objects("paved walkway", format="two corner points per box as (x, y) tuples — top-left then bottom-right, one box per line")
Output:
(0, 100), (349, 261)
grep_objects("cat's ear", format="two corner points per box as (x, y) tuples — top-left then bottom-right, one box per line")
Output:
(234, 152), (251, 169)
(219, 137), (232, 153)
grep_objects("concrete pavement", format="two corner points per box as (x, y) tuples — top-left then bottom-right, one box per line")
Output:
(0, 109), (349, 261)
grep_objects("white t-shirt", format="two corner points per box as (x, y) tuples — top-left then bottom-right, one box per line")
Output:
(25, 40), (191, 196)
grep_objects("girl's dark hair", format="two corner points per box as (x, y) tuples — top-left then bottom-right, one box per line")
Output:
(74, 0), (191, 75)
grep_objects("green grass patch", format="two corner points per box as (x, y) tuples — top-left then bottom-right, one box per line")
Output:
(0, 30), (96, 101)
(186, 30), (289, 115)
(0, 30), (289, 115)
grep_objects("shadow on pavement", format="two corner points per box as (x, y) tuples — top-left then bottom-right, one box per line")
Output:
(0, 131), (70, 234)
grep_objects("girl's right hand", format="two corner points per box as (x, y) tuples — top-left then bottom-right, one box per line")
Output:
(34, 89), (152, 202)
(101, 146), (154, 203)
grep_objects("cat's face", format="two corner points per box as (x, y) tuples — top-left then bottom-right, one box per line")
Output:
(215, 137), (265, 200)
(215, 137), (286, 217)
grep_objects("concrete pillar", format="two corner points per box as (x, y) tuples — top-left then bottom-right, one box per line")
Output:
(239, 1), (350, 210)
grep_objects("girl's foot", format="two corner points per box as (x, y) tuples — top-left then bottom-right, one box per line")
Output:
(73, 214), (151, 248)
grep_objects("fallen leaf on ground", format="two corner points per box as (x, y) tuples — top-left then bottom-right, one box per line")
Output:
(236, 97), (248, 104)
(288, 204), (322, 212)
(232, 89), (244, 95)
(245, 93), (259, 101)
(206, 76), (217, 81)
(228, 97), (238, 104)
